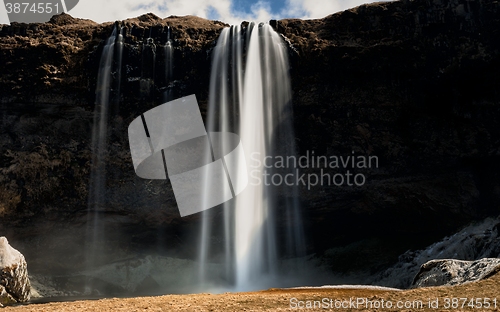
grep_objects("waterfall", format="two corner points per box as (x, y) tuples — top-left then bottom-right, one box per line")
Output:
(141, 34), (156, 100)
(85, 25), (123, 292)
(163, 26), (174, 102)
(87, 22), (304, 294)
(199, 22), (306, 291)
(112, 28), (124, 114)
(157, 26), (174, 253)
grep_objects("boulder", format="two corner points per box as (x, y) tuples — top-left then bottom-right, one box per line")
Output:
(374, 217), (500, 288)
(412, 258), (500, 288)
(0, 237), (31, 305)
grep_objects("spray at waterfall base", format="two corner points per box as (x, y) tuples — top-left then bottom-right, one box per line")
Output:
(249, 151), (379, 189)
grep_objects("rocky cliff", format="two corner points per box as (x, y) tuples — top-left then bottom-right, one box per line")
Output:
(0, 0), (500, 288)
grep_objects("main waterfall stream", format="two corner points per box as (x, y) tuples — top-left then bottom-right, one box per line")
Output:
(85, 25), (124, 293)
(199, 22), (306, 291)
(85, 22), (307, 295)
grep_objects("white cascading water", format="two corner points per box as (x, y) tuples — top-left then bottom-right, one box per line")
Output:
(199, 25), (243, 286)
(86, 25), (123, 289)
(200, 22), (305, 291)
(163, 26), (174, 102)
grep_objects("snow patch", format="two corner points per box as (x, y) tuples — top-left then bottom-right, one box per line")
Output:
(0, 237), (23, 268)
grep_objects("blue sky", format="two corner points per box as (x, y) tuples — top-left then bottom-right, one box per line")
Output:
(1, 0), (384, 25)
(231, 0), (285, 16)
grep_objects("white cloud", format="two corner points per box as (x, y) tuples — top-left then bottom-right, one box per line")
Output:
(0, 0), (380, 26)
(69, 0), (275, 24)
(281, 0), (384, 20)
(301, 0), (379, 18)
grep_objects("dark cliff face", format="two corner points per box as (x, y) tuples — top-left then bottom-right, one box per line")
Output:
(279, 0), (500, 270)
(0, 0), (499, 280)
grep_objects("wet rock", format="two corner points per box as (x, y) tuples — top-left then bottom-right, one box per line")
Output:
(412, 258), (500, 288)
(0, 237), (30, 304)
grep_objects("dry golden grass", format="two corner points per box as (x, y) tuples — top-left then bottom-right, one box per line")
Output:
(5, 272), (500, 311)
